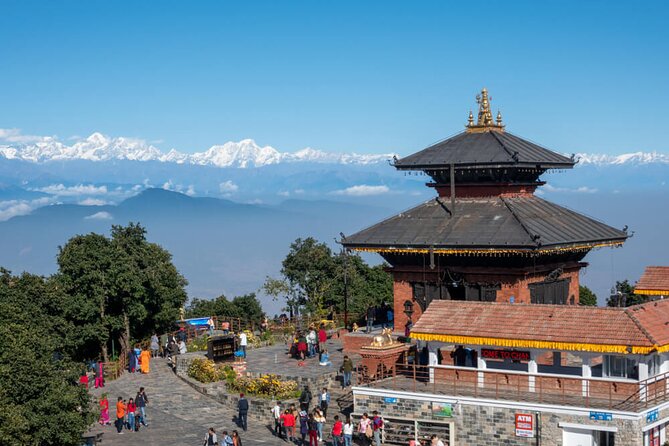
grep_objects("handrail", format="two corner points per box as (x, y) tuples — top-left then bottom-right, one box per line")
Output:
(429, 363), (638, 384)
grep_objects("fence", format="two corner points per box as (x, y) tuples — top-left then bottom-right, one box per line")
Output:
(356, 362), (668, 412)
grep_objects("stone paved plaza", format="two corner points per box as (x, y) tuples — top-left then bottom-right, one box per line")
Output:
(88, 339), (357, 446)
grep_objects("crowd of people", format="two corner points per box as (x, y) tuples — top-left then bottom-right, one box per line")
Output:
(97, 387), (149, 434)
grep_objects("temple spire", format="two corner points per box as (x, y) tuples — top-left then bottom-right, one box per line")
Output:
(466, 87), (505, 133)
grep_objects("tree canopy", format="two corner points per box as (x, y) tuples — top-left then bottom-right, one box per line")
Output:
(186, 293), (265, 325)
(262, 237), (392, 318)
(578, 285), (598, 306)
(606, 279), (647, 307)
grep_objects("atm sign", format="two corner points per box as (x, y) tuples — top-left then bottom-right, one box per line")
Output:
(515, 413), (534, 438)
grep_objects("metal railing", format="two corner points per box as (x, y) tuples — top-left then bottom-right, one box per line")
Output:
(356, 362), (665, 412)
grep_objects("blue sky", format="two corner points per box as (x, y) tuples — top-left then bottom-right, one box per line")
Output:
(1, 0), (668, 156)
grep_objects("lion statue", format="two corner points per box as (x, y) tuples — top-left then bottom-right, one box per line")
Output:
(370, 327), (395, 347)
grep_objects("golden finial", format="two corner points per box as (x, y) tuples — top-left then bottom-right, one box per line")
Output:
(467, 111), (474, 127)
(465, 88), (505, 133)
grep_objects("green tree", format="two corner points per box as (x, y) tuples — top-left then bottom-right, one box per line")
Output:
(579, 285), (598, 306)
(57, 223), (188, 360)
(263, 237), (393, 318)
(187, 293), (265, 326)
(232, 293), (265, 325)
(606, 279), (647, 307)
(0, 271), (95, 445)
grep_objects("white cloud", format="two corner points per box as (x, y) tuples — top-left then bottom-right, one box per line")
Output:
(0, 128), (48, 144)
(36, 183), (108, 196)
(78, 198), (108, 206)
(84, 211), (113, 220)
(162, 180), (174, 190)
(219, 180), (239, 194)
(333, 184), (390, 196)
(0, 197), (54, 221)
(541, 184), (598, 194)
(278, 191), (290, 197)
(185, 185), (196, 196)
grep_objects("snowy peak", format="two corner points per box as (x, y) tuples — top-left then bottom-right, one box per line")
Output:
(0, 131), (395, 168)
(575, 151), (669, 166)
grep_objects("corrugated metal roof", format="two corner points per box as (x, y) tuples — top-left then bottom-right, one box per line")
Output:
(394, 131), (574, 169)
(343, 195), (627, 251)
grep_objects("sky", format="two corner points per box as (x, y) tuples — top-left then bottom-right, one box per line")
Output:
(1, 0), (668, 156)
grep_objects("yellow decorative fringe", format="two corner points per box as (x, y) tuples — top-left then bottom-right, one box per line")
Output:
(350, 241), (623, 256)
(634, 289), (669, 296)
(409, 332), (654, 355)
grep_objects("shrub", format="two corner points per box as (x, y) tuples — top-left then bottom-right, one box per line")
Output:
(187, 335), (209, 352)
(227, 374), (298, 399)
(187, 358), (223, 383)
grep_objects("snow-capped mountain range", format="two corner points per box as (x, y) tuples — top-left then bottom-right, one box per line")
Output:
(1, 131), (668, 168)
(0, 132), (395, 168)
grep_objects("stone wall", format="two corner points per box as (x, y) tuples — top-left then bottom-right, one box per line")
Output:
(354, 392), (643, 446)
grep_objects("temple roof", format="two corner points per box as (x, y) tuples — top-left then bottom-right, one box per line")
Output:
(394, 130), (575, 170)
(410, 299), (669, 354)
(342, 195), (627, 254)
(635, 266), (669, 296)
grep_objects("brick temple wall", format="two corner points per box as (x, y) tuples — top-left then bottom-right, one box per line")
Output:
(390, 266), (582, 331)
(353, 392), (642, 445)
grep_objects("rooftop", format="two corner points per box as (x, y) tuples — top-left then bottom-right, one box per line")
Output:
(343, 195), (627, 254)
(635, 266), (669, 296)
(410, 299), (669, 355)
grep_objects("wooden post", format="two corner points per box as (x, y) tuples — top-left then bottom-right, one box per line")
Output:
(450, 163), (455, 215)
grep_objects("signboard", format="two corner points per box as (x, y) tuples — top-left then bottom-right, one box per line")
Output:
(383, 397), (397, 404)
(589, 411), (613, 421)
(431, 402), (453, 418)
(515, 413), (534, 437)
(481, 348), (531, 362)
(647, 409), (659, 423)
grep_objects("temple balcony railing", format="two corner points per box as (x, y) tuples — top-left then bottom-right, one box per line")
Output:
(355, 362), (669, 413)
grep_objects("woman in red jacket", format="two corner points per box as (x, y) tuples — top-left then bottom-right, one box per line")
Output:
(281, 409), (296, 442)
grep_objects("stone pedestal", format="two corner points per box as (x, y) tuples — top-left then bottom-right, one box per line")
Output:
(359, 344), (410, 380)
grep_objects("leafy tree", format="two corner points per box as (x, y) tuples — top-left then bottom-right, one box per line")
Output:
(0, 270), (95, 445)
(186, 293), (265, 326)
(263, 237), (393, 318)
(606, 279), (647, 307)
(57, 223), (188, 360)
(579, 285), (598, 306)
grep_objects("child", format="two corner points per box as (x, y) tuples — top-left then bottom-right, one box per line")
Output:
(319, 349), (331, 366)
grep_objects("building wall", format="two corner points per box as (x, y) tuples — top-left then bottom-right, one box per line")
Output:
(391, 267), (581, 331)
(353, 392), (642, 445)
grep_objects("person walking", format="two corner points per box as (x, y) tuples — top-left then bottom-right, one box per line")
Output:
(126, 398), (136, 432)
(207, 316), (215, 336)
(357, 412), (372, 446)
(150, 333), (160, 358)
(313, 408), (325, 442)
(135, 387), (149, 426)
(331, 415), (344, 446)
(341, 355), (353, 388)
(299, 409), (309, 445)
(307, 327), (317, 358)
(94, 361), (104, 388)
(281, 409), (295, 442)
(317, 325), (327, 353)
(127, 349), (136, 373)
(319, 387), (330, 419)
(372, 411), (384, 446)
(343, 417), (354, 446)
(271, 400), (283, 438)
(239, 331), (248, 359)
(140, 348), (151, 374)
(98, 394), (110, 425)
(115, 397), (126, 434)
(237, 393), (249, 431)
(299, 386), (312, 412)
(203, 427), (218, 446)
(307, 413), (318, 446)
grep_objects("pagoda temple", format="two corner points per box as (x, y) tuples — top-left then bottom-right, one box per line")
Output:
(342, 88), (628, 331)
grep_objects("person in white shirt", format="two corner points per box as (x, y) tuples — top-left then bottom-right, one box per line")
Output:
(207, 317), (215, 336)
(271, 400), (283, 438)
(239, 332), (248, 358)
(178, 340), (187, 354)
(431, 434), (445, 446)
(343, 418), (354, 446)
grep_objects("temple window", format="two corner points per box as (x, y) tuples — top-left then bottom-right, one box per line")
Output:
(529, 278), (570, 304)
